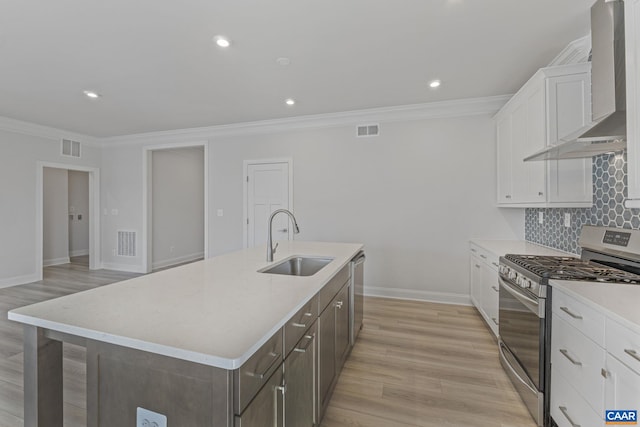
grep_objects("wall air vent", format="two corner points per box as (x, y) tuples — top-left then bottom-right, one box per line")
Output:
(117, 231), (136, 257)
(61, 139), (81, 158)
(356, 124), (380, 137)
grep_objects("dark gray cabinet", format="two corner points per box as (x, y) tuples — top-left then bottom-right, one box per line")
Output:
(284, 321), (317, 427)
(235, 366), (283, 427)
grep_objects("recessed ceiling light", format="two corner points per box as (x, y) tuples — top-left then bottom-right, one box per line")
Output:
(276, 57), (291, 66)
(83, 90), (101, 99)
(285, 98), (295, 106)
(214, 36), (231, 48)
(429, 80), (441, 88)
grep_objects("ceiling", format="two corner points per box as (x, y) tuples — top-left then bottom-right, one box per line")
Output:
(0, 0), (593, 138)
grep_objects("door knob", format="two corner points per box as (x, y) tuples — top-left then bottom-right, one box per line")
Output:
(277, 228), (288, 233)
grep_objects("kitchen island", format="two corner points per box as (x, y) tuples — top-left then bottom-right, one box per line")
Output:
(9, 241), (363, 427)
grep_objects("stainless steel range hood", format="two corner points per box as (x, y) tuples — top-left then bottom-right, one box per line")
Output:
(525, 0), (626, 162)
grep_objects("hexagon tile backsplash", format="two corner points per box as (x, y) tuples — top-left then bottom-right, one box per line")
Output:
(525, 152), (640, 254)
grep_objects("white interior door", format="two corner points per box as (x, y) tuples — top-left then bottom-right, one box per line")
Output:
(246, 162), (290, 248)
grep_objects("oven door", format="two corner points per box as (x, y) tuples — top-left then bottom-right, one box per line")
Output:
(498, 275), (546, 426)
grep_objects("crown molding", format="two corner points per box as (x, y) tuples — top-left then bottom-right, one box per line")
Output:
(100, 95), (512, 147)
(548, 35), (591, 66)
(0, 116), (99, 146)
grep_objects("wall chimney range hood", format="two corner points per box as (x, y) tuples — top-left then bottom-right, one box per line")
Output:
(525, 0), (626, 162)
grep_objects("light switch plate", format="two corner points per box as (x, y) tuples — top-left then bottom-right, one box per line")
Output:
(137, 407), (167, 427)
(564, 213), (571, 227)
(217, 209), (224, 217)
(538, 212), (544, 224)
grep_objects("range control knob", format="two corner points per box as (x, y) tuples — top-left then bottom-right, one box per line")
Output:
(508, 270), (517, 280)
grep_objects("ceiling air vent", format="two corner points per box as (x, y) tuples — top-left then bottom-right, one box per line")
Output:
(61, 139), (81, 158)
(356, 124), (380, 137)
(117, 231), (137, 257)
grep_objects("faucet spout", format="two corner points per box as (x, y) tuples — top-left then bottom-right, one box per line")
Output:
(267, 209), (300, 262)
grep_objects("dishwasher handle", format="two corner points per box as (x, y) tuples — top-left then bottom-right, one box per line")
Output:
(352, 252), (366, 266)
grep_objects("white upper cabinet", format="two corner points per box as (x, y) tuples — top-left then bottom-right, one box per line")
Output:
(496, 63), (593, 207)
(624, 0), (640, 206)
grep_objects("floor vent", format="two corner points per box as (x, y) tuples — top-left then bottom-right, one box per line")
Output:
(356, 124), (379, 137)
(117, 231), (136, 257)
(61, 139), (81, 158)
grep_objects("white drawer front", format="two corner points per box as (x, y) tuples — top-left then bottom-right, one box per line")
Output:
(553, 288), (605, 347)
(551, 314), (605, 413)
(606, 318), (640, 375)
(469, 243), (499, 270)
(551, 367), (604, 427)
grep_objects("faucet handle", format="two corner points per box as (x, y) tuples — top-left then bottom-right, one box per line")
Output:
(273, 242), (279, 255)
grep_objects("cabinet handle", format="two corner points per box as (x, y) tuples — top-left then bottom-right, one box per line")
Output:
(558, 406), (581, 427)
(492, 262), (499, 268)
(601, 368), (609, 378)
(491, 286), (499, 292)
(335, 301), (344, 309)
(560, 306), (583, 319)
(274, 384), (286, 427)
(471, 248), (477, 253)
(480, 254), (487, 259)
(559, 349), (582, 366)
(292, 322), (307, 328)
(277, 228), (288, 233)
(505, 195), (512, 199)
(294, 335), (314, 353)
(624, 349), (640, 363)
(538, 191), (544, 196)
(247, 352), (280, 379)
(491, 317), (499, 325)
(475, 264), (481, 268)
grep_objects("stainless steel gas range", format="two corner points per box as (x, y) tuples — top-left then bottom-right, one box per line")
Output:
(498, 226), (640, 427)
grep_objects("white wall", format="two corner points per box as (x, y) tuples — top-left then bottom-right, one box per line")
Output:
(68, 170), (90, 257)
(43, 168), (69, 266)
(0, 127), (100, 285)
(151, 147), (204, 269)
(101, 111), (524, 303)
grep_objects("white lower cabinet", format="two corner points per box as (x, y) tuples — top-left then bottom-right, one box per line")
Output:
(551, 287), (640, 427)
(469, 244), (499, 337)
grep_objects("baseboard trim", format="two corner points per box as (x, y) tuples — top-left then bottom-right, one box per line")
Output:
(152, 252), (205, 270)
(364, 286), (472, 306)
(0, 273), (40, 289)
(43, 257), (70, 267)
(101, 263), (147, 274)
(69, 249), (90, 257)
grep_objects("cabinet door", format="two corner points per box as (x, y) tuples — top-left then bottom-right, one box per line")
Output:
(605, 355), (640, 419)
(469, 255), (483, 309)
(285, 323), (317, 427)
(235, 367), (283, 427)
(497, 114), (514, 203)
(546, 73), (593, 204)
(318, 301), (336, 415)
(335, 284), (351, 372)
(626, 0), (640, 202)
(480, 263), (499, 336)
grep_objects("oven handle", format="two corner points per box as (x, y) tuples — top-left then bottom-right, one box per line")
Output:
(498, 340), (538, 395)
(498, 276), (541, 316)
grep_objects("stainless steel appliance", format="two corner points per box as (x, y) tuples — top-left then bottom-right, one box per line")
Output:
(498, 225), (640, 427)
(350, 251), (365, 345)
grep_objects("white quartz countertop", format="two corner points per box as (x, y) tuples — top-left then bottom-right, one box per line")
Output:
(8, 241), (363, 370)
(550, 279), (640, 335)
(469, 239), (571, 257)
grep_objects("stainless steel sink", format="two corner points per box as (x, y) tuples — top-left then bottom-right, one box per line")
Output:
(259, 256), (334, 277)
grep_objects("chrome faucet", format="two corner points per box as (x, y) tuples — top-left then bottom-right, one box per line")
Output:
(267, 209), (300, 262)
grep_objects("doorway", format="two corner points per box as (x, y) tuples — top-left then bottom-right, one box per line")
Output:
(143, 142), (208, 273)
(36, 162), (101, 281)
(243, 159), (293, 248)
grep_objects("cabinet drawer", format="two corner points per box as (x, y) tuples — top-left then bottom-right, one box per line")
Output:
(469, 243), (499, 270)
(234, 330), (283, 414)
(318, 265), (350, 313)
(551, 367), (604, 427)
(284, 295), (318, 357)
(553, 288), (605, 346)
(235, 365), (283, 427)
(551, 314), (605, 413)
(606, 318), (640, 375)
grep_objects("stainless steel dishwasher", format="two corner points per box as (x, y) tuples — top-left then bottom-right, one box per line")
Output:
(349, 251), (365, 345)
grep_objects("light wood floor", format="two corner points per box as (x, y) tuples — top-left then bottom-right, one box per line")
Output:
(0, 259), (536, 426)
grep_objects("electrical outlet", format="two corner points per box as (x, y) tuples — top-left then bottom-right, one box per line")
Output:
(538, 212), (544, 224)
(217, 209), (224, 217)
(137, 408), (166, 427)
(564, 213), (571, 227)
